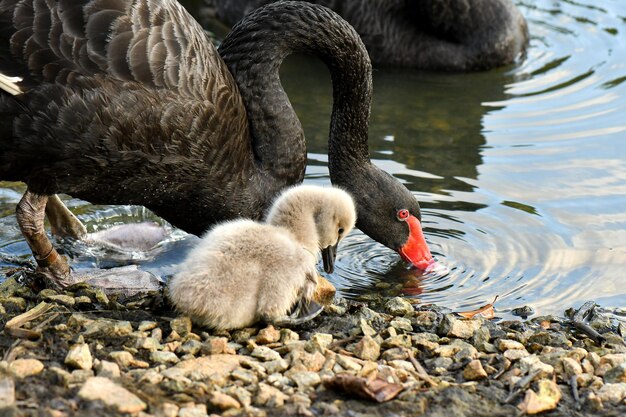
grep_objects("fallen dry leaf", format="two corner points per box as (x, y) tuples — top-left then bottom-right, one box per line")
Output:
(323, 374), (403, 402)
(518, 379), (562, 414)
(4, 301), (53, 340)
(455, 296), (499, 319)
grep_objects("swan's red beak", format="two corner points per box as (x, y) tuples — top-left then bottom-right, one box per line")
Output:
(398, 215), (434, 271)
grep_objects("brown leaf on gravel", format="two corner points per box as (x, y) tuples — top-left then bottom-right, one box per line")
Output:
(323, 374), (403, 402)
(455, 296), (499, 319)
(517, 379), (562, 414)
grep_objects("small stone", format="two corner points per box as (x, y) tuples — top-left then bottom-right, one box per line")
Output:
(390, 317), (413, 332)
(139, 369), (164, 385)
(70, 369), (95, 385)
(8, 359), (44, 378)
(79, 377), (146, 413)
(599, 354), (626, 367)
(382, 334), (411, 349)
(385, 297), (413, 316)
(170, 316), (192, 337)
(150, 351), (179, 365)
(177, 339), (202, 356)
(65, 344), (93, 370)
(255, 383), (289, 407)
(83, 319), (133, 337)
(596, 383), (626, 405)
(286, 370), (321, 390)
(251, 346), (281, 362)
(232, 328), (258, 343)
(440, 315), (481, 339)
(202, 337), (230, 355)
(411, 311), (437, 328)
(209, 391), (241, 411)
(44, 294), (76, 307)
(335, 354), (362, 372)
(306, 333), (333, 352)
(519, 356), (554, 379)
(262, 359), (289, 374)
(463, 359), (488, 380)
(231, 369), (258, 385)
(381, 348), (409, 362)
(352, 335), (380, 361)
(359, 318), (377, 337)
(256, 325), (280, 344)
(109, 351), (134, 368)
(155, 402), (179, 417)
(178, 406), (207, 417)
(136, 337), (162, 352)
(95, 360), (120, 379)
(498, 339), (526, 351)
(0, 376), (15, 407)
(561, 357), (583, 377)
(604, 363), (626, 384)
(280, 329), (300, 344)
(0, 297), (26, 313)
(138, 321), (158, 332)
(503, 349), (530, 361)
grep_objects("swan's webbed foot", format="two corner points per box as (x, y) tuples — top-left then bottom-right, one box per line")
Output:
(16, 190), (73, 289)
(268, 299), (323, 327)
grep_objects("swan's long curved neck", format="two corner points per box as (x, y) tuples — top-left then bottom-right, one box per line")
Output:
(219, 1), (373, 188)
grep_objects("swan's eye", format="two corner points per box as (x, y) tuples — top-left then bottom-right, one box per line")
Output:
(338, 227), (345, 235)
(396, 209), (409, 221)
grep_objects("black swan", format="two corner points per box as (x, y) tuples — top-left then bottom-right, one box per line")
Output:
(169, 184), (356, 330)
(0, 0), (433, 289)
(204, 0), (529, 71)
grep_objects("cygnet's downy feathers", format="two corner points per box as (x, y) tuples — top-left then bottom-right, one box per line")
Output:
(168, 185), (356, 330)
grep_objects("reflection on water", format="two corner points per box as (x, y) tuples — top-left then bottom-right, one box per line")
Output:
(1, 0), (626, 320)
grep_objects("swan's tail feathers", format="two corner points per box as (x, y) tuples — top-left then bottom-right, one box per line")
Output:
(0, 73), (23, 96)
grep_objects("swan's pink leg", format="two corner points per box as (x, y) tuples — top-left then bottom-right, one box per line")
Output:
(16, 190), (72, 288)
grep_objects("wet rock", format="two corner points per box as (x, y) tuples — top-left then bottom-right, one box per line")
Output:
(65, 343), (93, 370)
(440, 315), (481, 339)
(95, 360), (120, 379)
(352, 335), (380, 361)
(209, 391), (241, 411)
(78, 377), (146, 413)
(170, 316), (192, 337)
(463, 359), (488, 380)
(604, 363), (626, 383)
(256, 325), (280, 344)
(251, 346), (282, 362)
(255, 383), (289, 407)
(385, 297), (413, 316)
(512, 306), (535, 318)
(151, 351), (179, 365)
(8, 359), (44, 378)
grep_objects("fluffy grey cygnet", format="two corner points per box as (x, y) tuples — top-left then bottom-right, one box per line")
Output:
(168, 185), (356, 330)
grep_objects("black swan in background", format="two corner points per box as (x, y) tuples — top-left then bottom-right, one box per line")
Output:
(204, 0), (529, 71)
(0, 0), (433, 289)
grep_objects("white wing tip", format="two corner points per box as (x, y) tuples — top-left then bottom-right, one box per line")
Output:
(0, 73), (24, 96)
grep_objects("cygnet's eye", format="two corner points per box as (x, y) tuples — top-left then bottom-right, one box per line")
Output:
(338, 227), (345, 236)
(396, 209), (410, 221)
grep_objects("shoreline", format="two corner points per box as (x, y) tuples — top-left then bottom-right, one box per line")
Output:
(1, 274), (626, 416)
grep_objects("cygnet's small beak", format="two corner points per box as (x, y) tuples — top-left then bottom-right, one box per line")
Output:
(398, 215), (435, 271)
(321, 242), (338, 274)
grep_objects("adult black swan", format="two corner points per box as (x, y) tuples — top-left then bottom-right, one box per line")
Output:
(205, 0), (529, 71)
(0, 0), (433, 289)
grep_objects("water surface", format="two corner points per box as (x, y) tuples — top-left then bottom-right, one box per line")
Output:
(1, 0), (625, 320)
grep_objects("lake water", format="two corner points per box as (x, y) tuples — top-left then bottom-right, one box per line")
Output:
(1, 0), (625, 320)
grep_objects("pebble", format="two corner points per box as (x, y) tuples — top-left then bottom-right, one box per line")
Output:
(256, 325), (281, 344)
(464, 359), (488, 380)
(256, 383), (289, 407)
(352, 335), (381, 361)
(83, 319), (133, 337)
(170, 316), (192, 337)
(519, 355), (554, 379)
(385, 297), (413, 316)
(8, 359), (44, 378)
(390, 317), (413, 332)
(65, 343), (93, 370)
(136, 337), (162, 352)
(78, 377), (146, 413)
(498, 339), (526, 351)
(306, 333), (333, 352)
(251, 346), (282, 362)
(440, 315), (482, 339)
(286, 370), (321, 390)
(95, 360), (121, 379)
(150, 351), (180, 365)
(604, 363), (626, 384)
(209, 391), (241, 410)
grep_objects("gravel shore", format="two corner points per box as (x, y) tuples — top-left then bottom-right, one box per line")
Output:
(1, 272), (625, 417)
